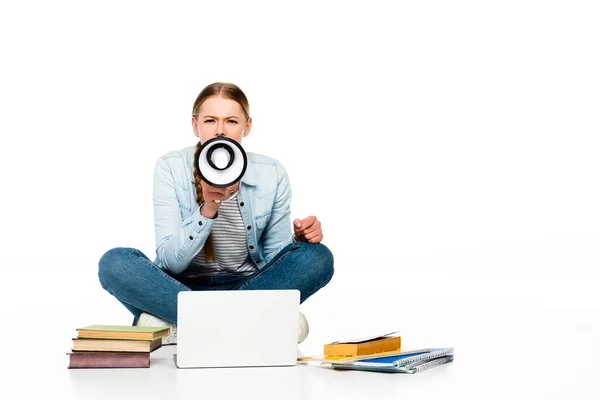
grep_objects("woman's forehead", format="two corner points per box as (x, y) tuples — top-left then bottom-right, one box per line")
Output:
(199, 96), (244, 116)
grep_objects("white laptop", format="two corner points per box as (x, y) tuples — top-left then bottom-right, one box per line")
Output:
(174, 290), (300, 368)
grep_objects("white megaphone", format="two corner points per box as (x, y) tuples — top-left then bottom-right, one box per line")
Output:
(194, 136), (248, 188)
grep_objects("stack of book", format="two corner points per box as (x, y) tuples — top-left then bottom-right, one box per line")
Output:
(298, 331), (454, 374)
(67, 325), (170, 369)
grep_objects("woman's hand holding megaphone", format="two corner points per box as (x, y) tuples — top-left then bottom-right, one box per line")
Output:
(200, 180), (239, 219)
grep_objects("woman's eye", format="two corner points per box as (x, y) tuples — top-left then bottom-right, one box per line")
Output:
(204, 119), (214, 123)
(227, 120), (238, 124)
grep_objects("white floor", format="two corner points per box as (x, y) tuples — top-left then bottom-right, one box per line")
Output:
(7, 281), (600, 400)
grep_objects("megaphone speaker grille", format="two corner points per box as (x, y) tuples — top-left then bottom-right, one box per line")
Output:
(206, 143), (235, 171)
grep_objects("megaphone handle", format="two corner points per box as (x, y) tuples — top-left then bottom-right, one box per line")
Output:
(211, 190), (239, 204)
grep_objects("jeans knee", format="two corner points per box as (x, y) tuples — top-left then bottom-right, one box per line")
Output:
(306, 243), (335, 283)
(320, 244), (335, 281)
(98, 247), (134, 289)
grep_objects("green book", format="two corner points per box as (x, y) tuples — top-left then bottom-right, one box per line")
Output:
(76, 325), (170, 340)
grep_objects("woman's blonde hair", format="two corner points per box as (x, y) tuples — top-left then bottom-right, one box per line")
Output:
(192, 82), (250, 261)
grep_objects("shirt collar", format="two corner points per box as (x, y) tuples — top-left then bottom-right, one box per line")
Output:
(240, 154), (258, 186)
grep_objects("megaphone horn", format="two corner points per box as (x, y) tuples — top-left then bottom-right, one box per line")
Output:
(194, 136), (248, 188)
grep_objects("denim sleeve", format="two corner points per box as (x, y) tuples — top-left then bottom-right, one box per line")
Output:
(261, 162), (293, 262)
(153, 158), (216, 274)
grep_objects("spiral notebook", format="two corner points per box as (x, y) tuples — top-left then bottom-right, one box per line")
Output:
(331, 347), (454, 373)
(332, 354), (454, 374)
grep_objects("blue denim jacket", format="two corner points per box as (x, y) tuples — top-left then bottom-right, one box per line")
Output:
(152, 145), (293, 274)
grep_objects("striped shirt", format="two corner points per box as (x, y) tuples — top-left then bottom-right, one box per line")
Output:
(182, 193), (258, 277)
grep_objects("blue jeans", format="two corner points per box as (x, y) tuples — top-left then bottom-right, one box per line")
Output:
(98, 242), (334, 325)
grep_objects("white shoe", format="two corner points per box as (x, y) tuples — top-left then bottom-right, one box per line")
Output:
(298, 312), (309, 344)
(137, 312), (177, 345)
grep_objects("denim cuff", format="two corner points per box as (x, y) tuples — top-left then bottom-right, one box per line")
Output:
(198, 202), (219, 220)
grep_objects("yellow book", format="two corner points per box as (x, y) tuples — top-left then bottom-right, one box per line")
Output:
(298, 348), (431, 364)
(72, 337), (162, 353)
(323, 331), (401, 357)
(76, 325), (170, 340)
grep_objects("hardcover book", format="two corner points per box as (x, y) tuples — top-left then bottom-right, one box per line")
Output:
(71, 337), (162, 353)
(323, 332), (401, 357)
(298, 348), (431, 363)
(76, 325), (170, 340)
(67, 351), (150, 369)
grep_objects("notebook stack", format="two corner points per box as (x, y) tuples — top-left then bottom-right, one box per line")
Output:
(67, 325), (170, 369)
(298, 331), (454, 374)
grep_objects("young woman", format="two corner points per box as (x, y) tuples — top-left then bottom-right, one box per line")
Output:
(98, 82), (334, 344)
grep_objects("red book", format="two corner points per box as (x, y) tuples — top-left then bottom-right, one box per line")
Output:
(67, 351), (150, 369)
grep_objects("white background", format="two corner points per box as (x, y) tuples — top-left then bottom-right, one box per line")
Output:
(1, 1), (599, 398)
